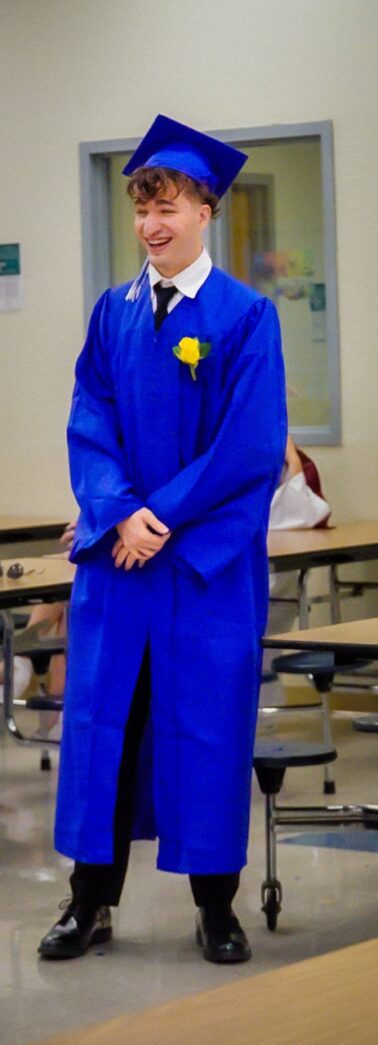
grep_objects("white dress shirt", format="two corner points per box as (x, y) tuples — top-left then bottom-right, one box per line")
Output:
(148, 248), (212, 313)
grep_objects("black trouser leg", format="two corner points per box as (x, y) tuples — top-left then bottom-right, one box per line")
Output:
(189, 872), (240, 910)
(70, 645), (151, 908)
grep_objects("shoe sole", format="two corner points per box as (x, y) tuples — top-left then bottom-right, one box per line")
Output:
(195, 926), (252, 964)
(38, 926), (112, 961)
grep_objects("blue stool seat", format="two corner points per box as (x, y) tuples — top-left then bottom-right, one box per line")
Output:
(272, 651), (368, 688)
(254, 739), (338, 770)
(254, 740), (337, 796)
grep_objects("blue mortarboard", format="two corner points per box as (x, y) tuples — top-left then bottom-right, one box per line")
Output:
(123, 114), (248, 199)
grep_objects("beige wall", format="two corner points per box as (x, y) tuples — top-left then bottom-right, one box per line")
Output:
(1, 0), (377, 525)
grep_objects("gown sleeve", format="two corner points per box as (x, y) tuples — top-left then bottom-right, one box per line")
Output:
(67, 291), (143, 562)
(148, 297), (287, 583)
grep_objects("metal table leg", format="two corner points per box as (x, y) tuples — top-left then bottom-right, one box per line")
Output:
(329, 564), (342, 623)
(297, 568), (310, 629)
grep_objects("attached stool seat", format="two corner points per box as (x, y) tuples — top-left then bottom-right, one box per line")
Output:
(271, 651), (369, 795)
(254, 739), (337, 788)
(253, 740), (337, 931)
(271, 651), (368, 689)
(253, 736), (378, 934)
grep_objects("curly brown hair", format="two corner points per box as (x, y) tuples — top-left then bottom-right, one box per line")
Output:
(127, 166), (220, 218)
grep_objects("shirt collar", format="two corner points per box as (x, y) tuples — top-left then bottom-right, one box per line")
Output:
(148, 248), (212, 299)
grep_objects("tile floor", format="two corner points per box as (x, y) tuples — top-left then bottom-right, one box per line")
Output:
(1, 709), (378, 1044)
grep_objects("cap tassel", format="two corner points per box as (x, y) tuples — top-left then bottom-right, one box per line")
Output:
(125, 258), (149, 302)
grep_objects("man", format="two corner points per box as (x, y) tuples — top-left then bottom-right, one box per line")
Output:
(39, 115), (287, 963)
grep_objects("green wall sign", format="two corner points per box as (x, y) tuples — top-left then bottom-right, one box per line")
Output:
(0, 243), (21, 275)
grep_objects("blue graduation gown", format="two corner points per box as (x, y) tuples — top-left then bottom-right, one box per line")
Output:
(55, 266), (287, 872)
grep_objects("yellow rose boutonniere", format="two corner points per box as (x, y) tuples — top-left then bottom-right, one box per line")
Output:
(172, 336), (211, 381)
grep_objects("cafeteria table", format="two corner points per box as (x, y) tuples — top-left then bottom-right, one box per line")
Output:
(268, 521), (378, 627)
(0, 515), (69, 545)
(263, 616), (378, 661)
(36, 937), (378, 1045)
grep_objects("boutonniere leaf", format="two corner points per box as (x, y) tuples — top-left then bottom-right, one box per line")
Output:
(172, 337), (212, 381)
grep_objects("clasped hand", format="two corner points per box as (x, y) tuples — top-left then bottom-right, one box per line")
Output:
(112, 507), (171, 571)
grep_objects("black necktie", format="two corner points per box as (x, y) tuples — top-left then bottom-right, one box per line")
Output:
(154, 282), (177, 331)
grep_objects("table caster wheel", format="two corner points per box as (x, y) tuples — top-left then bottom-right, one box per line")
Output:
(262, 880), (282, 931)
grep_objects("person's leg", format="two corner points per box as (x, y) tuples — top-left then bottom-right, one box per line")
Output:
(0, 655), (33, 701)
(70, 643), (151, 908)
(37, 603), (67, 738)
(189, 873), (240, 910)
(0, 601), (60, 694)
(190, 872), (250, 963)
(39, 645), (151, 958)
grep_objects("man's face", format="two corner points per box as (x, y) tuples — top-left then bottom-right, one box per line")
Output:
(133, 181), (211, 277)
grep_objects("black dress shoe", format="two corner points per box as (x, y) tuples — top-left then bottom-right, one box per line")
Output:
(196, 906), (251, 964)
(38, 900), (112, 960)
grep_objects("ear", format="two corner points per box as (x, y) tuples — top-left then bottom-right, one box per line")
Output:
(199, 204), (212, 230)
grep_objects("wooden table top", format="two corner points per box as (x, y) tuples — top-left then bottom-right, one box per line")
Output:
(0, 515), (69, 543)
(0, 557), (75, 609)
(264, 616), (378, 659)
(36, 937), (378, 1045)
(268, 520), (378, 569)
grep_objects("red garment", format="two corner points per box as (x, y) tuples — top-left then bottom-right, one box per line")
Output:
(297, 449), (331, 528)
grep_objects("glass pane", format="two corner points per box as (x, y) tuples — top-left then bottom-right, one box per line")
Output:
(212, 138), (330, 429)
(109, 153), (144, 285)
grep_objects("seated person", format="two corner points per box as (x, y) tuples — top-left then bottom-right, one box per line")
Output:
(262, 435), (331, 705)
(0, 523), (75, 720)
(269, 435), (331, 531)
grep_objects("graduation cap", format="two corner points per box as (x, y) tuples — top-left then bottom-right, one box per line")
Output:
(123, 114), (248, 199)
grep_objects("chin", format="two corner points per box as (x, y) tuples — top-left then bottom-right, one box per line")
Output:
(149, 250), (169, 266)
(152, 258), (178, 277)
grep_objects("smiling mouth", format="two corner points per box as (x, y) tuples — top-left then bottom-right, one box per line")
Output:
(147, 238), (172, 250)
